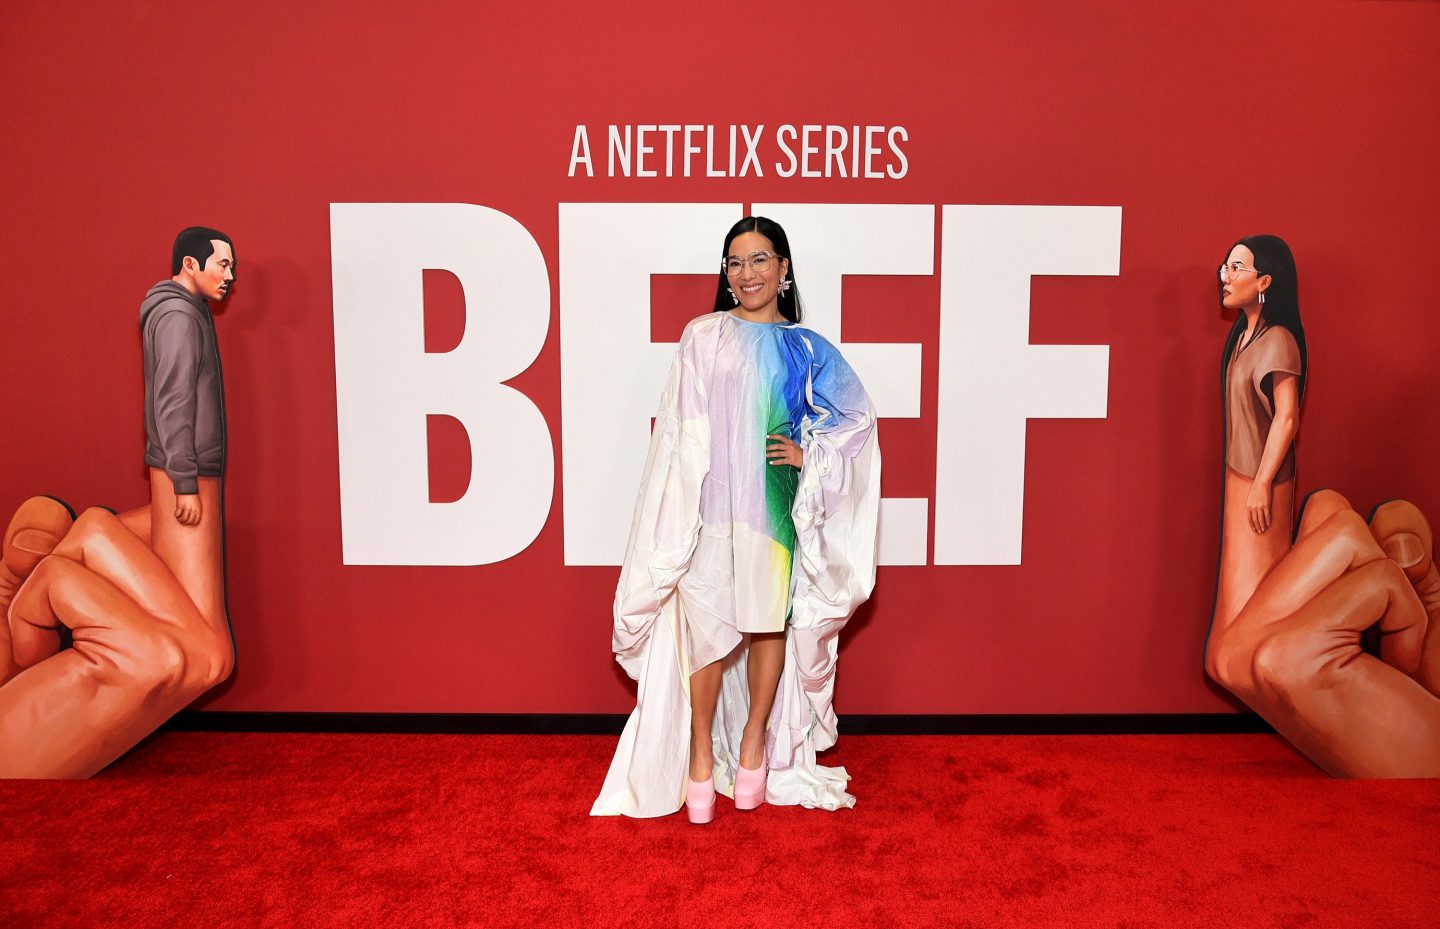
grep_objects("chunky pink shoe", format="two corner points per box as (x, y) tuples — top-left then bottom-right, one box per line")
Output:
(733, 761), (767, 810)
(686, 778), (716, 824)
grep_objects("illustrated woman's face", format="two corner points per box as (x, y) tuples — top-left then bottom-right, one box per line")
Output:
(726, 231), (789, 316)
(1220, 244), (1269, 311)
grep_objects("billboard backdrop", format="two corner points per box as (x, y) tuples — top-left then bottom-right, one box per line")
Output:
(1, 1), (1437, 714)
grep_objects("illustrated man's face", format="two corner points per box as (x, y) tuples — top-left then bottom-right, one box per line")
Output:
(192, 240), (235, 302)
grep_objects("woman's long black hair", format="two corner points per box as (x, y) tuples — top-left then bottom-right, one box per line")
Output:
(1220, 234), (1307, 401)
(711, 215), (804, 323)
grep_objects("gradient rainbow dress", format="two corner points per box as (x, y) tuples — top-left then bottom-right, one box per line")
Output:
(594, 311), (880, 817)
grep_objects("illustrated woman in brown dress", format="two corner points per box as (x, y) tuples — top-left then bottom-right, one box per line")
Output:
(1204, 236), (1440, 777)
(1209, 235), (1306, 639)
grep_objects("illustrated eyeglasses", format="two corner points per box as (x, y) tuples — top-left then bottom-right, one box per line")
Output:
(1217, 262), (1260, 282)
(723, 250), (781, 277)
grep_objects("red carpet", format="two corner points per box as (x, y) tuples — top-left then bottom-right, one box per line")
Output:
(2, 732), (1437, 928)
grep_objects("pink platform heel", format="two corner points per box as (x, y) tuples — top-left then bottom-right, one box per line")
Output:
(686, 778), (716, 824)
(733, 760), (767, 811)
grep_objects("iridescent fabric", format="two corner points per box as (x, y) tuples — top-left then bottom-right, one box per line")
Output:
(592, 311), (880, 817)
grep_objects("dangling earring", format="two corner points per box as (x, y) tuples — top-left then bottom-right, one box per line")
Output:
(777, 278), (791, 296)
(1258, 291), (1265, 306)
(728, 288), (739, 306)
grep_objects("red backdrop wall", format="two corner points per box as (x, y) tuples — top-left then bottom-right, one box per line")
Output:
(1, 1), (1436, 714)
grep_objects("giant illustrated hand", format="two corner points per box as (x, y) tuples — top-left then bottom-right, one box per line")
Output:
(1255, 555), (1439, 776)
(1212, 494), (1440, 777)
(0, 504), (233, 778)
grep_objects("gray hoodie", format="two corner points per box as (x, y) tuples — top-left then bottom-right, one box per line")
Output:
(140, 281), (226, 494)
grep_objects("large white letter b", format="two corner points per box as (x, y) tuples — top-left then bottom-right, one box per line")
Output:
(330, 203), (553, 565)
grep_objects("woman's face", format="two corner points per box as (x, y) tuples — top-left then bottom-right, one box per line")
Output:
(1220, 244), (1270, 311)
(726, 231), (789, 316)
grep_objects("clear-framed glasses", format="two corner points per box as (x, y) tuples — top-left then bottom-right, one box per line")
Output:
(1218, 261), (1260, 282)
(723, 250), (779, 277)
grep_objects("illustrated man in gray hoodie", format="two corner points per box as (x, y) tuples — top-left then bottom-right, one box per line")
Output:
(142, 227), (233, 527)
(0, 228), (236, 778)
(137, 227), (236, 646)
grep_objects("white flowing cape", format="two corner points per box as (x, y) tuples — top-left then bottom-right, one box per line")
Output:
(592, 326), (880, 817)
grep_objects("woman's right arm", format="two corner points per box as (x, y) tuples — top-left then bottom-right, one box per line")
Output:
(1246, 372), (1299, 534)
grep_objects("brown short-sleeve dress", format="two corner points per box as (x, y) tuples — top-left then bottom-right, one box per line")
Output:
(1225, 325), (1302, 482)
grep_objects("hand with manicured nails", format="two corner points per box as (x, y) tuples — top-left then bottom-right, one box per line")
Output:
(766, 434), (802, 468)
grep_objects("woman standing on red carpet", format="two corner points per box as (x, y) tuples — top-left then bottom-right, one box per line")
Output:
(591, 216), (880, 821)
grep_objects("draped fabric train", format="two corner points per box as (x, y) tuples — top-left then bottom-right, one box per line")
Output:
(592, 313), (880, 817)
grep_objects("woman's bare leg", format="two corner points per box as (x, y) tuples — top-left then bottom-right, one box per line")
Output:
(741, 631), (784, 769)
(1212, 471), (1295, 637)
(1213, 505), (1391, 694)
(689, 659), (722, 782)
